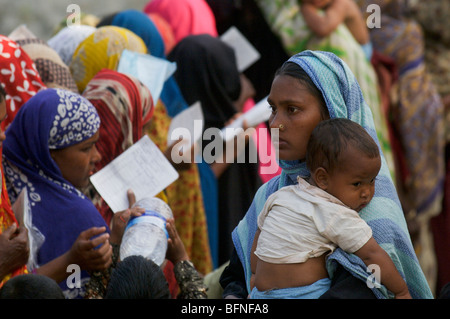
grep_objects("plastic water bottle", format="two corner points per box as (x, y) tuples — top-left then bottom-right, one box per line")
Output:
(120, 197), (173, 266)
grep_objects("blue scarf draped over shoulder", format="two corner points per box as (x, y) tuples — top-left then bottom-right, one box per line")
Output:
(232, 50), (433, 299)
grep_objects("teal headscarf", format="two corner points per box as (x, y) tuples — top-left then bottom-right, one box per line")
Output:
(232, 50), (433, 299)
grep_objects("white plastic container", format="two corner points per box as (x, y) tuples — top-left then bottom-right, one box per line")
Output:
(119, 197), (173, 266)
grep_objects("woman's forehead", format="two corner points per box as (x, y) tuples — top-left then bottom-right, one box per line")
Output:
(269, 75), (319, 102)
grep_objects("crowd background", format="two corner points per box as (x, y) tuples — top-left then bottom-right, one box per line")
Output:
(0, 0), (448, 299)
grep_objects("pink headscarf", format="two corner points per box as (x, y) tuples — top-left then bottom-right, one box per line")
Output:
(143, 0), (218, 44)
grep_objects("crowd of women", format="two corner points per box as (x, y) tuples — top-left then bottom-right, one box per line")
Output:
(0, 0), (448, 299)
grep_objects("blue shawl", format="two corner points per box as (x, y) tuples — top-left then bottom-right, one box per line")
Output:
(232, 50), (433, 299)
(2, 88), (108, 297)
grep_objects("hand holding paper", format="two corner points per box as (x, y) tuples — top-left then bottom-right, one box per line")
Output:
(221, 97), (271, 142)
(90, 136), (179, 213)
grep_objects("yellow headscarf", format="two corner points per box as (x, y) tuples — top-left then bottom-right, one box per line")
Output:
(70, 26), (147, 93)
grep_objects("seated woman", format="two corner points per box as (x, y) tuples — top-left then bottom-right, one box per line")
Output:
(1, 88), (135, 298)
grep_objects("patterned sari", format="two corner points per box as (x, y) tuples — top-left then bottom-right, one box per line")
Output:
(82, 69), (155, 226)
(356, 0), (446, 293)
(408, 0), (450, 295)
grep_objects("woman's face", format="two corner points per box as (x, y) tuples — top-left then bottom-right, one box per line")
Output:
(268, 74), (326, 161)
(50, 131), (101, 189)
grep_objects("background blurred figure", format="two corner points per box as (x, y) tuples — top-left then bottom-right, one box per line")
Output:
(356, 0), (445, 294)
(143, 0), (218, 45)
(168, 34), (263, 266)
(8, 25), (78, 93)
(96, 9), (214, 273)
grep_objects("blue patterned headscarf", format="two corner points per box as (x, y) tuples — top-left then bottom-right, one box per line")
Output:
(2, 88), (107, 298)
(232, 51), (433, 299)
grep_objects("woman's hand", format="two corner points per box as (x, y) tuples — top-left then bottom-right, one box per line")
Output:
(164, 137), (195, 171)
(67, 226), (112, 271)
(110, 189), (144, 245)
(0, 224), (29, 280)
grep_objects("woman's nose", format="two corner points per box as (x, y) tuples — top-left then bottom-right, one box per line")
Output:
(92, 145), (102, 163)
(269, 112), (282, 129)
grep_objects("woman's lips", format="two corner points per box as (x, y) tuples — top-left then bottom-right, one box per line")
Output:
(273, 137), (288, 148)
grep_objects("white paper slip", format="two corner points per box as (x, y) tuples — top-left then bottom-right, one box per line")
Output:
(220, 26), (260, 72)
(167, 101), (204, 148)
(118, 49), (176, 103)
(90, 135), (179, 213)
(221, 96), (271, 142)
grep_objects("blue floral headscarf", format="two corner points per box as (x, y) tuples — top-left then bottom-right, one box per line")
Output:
(2, 88), (107, 298)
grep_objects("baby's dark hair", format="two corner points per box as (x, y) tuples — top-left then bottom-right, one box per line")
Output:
(105, 255), (171, 299)
(275, 61), (329, 120)
(306, 118), (380, 174)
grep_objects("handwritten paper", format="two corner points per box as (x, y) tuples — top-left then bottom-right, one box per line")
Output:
(118, 49), (176, 103)
(90, 135), (179, 213)
(220, 26), (260, 72)
(221, 96), (271, 142)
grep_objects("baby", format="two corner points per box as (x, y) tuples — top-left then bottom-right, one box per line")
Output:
(250, 118), (411, 299)
(301, 0), (373, 60)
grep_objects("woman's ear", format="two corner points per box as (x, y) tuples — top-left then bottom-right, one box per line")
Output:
(313, 167), (329, 190)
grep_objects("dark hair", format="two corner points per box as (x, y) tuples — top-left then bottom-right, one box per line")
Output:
(306, 118), (380, 174)
(0, 274), (65, 299)
(0, 84), (6, 102)
(275, 61), (329, 120)
(105, 255), (171, 299)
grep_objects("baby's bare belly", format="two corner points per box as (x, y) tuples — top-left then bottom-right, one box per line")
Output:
(254, 254), (328, 291)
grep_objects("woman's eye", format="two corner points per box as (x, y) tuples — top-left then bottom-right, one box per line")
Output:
(287, 106), (299, 113)
(81, 145), (94, 153)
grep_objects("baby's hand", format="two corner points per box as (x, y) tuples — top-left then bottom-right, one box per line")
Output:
(165, 218), (189, 265)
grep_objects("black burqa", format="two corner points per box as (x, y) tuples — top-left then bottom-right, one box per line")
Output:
(206, 0), (290, 102)
(168, 34), (262, 265)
